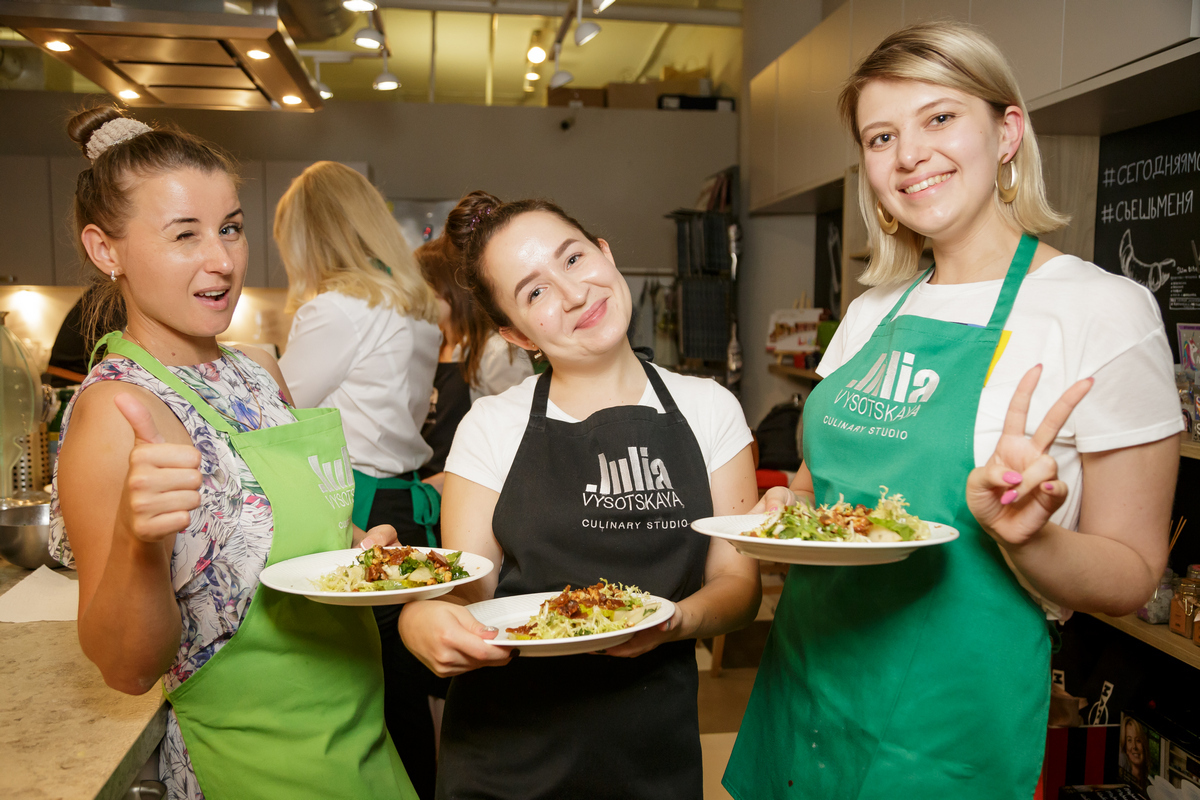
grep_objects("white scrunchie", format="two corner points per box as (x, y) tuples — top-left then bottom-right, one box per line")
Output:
(85, 118), (153, 161)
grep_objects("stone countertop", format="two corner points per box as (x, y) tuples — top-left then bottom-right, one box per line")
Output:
(0, 557), (166, 800)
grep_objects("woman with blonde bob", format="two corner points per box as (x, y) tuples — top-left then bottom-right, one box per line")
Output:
(725, 22), (1180, 799)
(274, 161), (445, 799)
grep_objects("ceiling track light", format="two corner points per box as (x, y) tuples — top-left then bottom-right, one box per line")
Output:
(527, 44), (546, 64)
(574, 0), (600, 45)
(314, 61), (333, 99)
(373, 51), (399, 91)
(549, 41), (573, 89)
(593, 0), (616, 11)
(342, 0), (377, 11)
(354, 26), (385, 50)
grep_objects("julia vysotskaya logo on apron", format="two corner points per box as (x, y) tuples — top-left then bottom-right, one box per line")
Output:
(826, 350), (941, 438)
(583, 446), (684, 512)
(308, 446), (355, 510)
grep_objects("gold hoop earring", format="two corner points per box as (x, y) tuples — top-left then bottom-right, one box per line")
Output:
(875, 201), (899, 235)
(997, 158), (1018, 204)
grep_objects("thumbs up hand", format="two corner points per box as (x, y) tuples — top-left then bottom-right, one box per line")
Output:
(113, 393), (203, 544)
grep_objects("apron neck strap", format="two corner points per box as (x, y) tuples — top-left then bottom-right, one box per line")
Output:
(529, 357), (679, 424)
(986, 233), (1038, 330)
(879, 233), (1038, 330)
(97, 332), (240, 435)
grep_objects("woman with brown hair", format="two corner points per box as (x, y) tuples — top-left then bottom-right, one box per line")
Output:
(49, 108), (415, 800)
(724, 21), (1180, 799)
(414, 233), (532, 490)
(273, 161), (444, 799)
(399, 191), (761, 799)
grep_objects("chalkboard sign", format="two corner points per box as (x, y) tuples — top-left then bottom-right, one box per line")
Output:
(1094, 109), (1200, 363)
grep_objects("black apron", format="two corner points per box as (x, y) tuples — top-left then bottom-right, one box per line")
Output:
(420, 361), (473, 478)
(437, 357), (713, 800)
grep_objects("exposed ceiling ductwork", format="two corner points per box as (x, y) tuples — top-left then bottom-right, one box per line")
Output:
(0, 1), (323, 111)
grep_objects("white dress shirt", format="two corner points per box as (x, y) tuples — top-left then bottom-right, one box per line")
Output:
(280, 291), (441, 478)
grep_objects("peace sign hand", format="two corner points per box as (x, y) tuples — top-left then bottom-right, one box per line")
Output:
(966, 365), (1093, 549)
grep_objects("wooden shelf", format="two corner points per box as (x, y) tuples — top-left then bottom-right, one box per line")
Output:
(1088, 612), (1200, 671)
(848, 249), (871, 261)
(768, 363), (822, 382)
(1181, 437), (1200, 461)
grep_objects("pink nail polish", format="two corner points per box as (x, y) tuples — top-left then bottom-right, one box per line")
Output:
(1043, 483), (1055, 492)
(1000, 489), (1018, 505)
(1003, 471), (1022, 484)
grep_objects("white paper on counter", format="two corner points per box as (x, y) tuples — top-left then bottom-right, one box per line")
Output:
(0, 565), (79, 622)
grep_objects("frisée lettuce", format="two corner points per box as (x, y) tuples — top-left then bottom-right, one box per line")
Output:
(505, 581), (660, 640)
(747, 486), (931, 543)
(315, 545), (470, 592)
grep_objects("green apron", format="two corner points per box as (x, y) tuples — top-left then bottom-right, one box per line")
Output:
(351, 469), (440, 547)
(96, 333), (416, 800)
(725, 235), (1049, 799)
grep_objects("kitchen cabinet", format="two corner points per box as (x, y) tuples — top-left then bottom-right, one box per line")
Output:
(903, 0), (971, 25)
(971, 0), (1065, 101)
(775, 37), (810, 199)
(809, 3), (853, 184)
(262, 160), (369, 289)
(849, 0), (904, 66)
(49, 155), (89, 286)
(1062, 0), (1200, 89)
(0, 156), (54, 286)
(748, 63), (778, 210)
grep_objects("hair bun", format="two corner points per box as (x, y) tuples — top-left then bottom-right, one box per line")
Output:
(67, 106), (130, 157)
(445, 190), (502, 253)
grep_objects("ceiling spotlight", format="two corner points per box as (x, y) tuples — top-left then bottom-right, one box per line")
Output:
(354, 27), (385, 50)
(549, 43), (573, 89)
(282, 94), (302, 105)
(574, 0), (600, 45)
(373, 52), (399, 91)
(313, 62), (333, 100)
(118, 89), (139, 100)
(247, 49), (271, 60)
(527, 45), (546, 64)
(45, 40), (71, 52)
(342, 0), (377, 10)
(525, 71), (540, 81)
(593, 0), (616, 11)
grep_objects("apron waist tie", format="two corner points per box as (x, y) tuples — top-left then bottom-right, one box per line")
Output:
(352, 470), (441, 548)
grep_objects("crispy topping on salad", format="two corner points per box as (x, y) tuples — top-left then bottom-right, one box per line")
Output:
(505, 581), (659, 640)
(315, 545), (470, 592)
(748, 486), (931, 543)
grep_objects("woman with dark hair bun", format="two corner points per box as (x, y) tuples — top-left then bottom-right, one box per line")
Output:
(49, 106), (416, 800)
(414, 233), (532, 492)
(399, 190), (762, 799)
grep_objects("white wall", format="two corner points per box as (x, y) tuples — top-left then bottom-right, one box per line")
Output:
(738, 0), (823, 429)
(0, 90), (737, 280)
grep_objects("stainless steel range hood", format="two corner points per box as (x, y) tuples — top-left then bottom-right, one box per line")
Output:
(0, 2), (322, 111)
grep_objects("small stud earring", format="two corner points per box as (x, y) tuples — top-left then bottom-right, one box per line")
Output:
(110, 270), (117, 282)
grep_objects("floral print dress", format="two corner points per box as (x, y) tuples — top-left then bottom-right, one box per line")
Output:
(49, 348), (297, 800)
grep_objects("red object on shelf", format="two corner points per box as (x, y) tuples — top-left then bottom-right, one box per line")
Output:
(1037, 726), (1123, 800)
(756, 469), (789, 490)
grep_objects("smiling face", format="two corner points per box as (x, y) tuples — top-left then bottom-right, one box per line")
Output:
(483, 210), (631, 366)
(1124, 720), (1146, 768)
(857, 79), (1022, 244)
(114, 167), (246, 343)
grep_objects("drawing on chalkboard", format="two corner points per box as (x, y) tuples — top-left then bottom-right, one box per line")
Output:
(1119, 229), (1173, 292)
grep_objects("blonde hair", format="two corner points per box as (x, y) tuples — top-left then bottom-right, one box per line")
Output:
(838, 21), (1068, 286)
(273, 161), (439, 322)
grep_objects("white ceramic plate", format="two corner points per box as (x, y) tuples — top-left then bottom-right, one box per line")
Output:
(691, 515), (960, 566)
(466, 591), (676, 657)
(259, 547), (494, 606)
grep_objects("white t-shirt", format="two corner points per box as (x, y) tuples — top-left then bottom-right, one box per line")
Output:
(819, 255), (1182, 618)
(446, 363), (753, 495)
(279, 291), (441, 478)
(450, 332), (535, 404)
